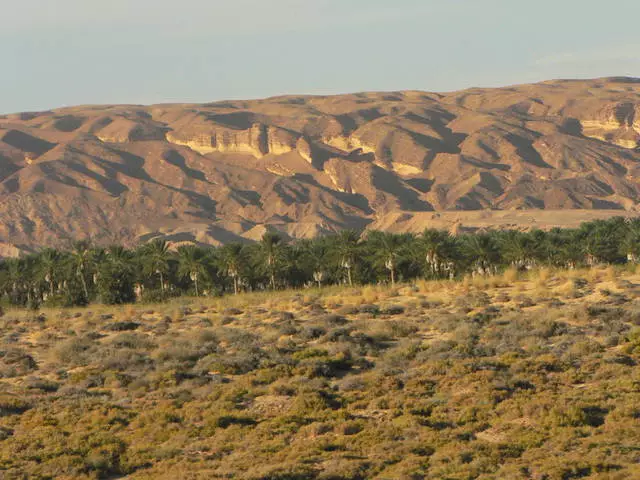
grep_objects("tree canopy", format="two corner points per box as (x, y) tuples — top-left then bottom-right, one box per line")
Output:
(1, 217), (640, 306)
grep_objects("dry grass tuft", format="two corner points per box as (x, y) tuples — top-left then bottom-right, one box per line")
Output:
(502, 267), (519, 284)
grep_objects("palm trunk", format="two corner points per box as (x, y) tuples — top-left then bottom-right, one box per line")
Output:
(79, 273), (89, 300)
(194, 275), (199, 297)
(270, 273), (276, 291)
(233, 277), (239, 295)
(347, 267), (353, 286)
(390, 268), (395, 286)
(159, 271), (165, 291)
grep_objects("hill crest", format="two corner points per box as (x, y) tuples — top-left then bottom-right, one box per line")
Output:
(0, 77), (639, 253)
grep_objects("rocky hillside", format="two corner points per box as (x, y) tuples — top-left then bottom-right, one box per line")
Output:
(1, 77), (639, 252)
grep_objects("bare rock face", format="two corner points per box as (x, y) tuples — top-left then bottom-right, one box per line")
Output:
(296, 137), (313, 164)
(0, 77), (640, 253)
(580, 102), (640, 149)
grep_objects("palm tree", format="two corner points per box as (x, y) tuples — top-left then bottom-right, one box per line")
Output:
(462, 233), (500, 276)
(367, 231), (412, 286)
(419, 229), (459, 279)
(258, 232), (285, 290)
(106, 245), (134, 271)
(69, 241), (93, 300)
(4, 258), (23, 302)
(577, 218), (627, 266)
(217, 243), (246, 294)
(95, 246), (137, 304)
(499, 231), (540, 270)
(0, 262), (8, 298)
(622, 219), (640, 263)
(37, 249), (61, 298)
(102, 245), (136, 289)
(299, 239), (330, 288)
(89, 247), (108, 290)
(332, 230), (361, 286)
(177, 245), (208, 296)
(142, 239), (172, 291)
(541, 228), (579, 268)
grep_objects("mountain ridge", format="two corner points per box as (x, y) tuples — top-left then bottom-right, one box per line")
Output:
(1, 77), (639, 255)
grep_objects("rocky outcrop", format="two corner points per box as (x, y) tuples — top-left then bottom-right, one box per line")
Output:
(167, 123), (301, 158)
(296, 137), (313, 164)
(580, 103), (639, 149)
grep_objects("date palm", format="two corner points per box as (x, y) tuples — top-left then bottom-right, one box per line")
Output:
(462, 233), (500, 276)
(367, 231), (412, 286)
(621, 219), (640, 263)
(298, 239), (329, 288)
(419, 229), (459, 279)
(69, 241), (93, 300)
(37, 249), (61, 297)
(217, 243), (246, 294)
(101, 245), (135, 288)
(259, 232), (285, 290)
(332, 230), (361, 286)
(5, 258), (23, 298)
(499, 231), (540, 270)
(177, 245), (208, 296)
(106, 245), (134, 271)
(142, 239), (171, 291)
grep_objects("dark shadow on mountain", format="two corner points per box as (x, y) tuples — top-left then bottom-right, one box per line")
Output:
(460, 156), (511, 172)
(98, 147), (155, 182)
(229, 189), (262, 207)
(53, 115), (85, 132)
(0, 154), (21, 182)
(272, 179), (311, 206)
(305, 141), (366, 171)
(477, 140), (501, 160)
(406, 178), (434, 193)
(77, 146), (218, 215)
(58, 160), (129, 196)
(88, 117), (114, 134)
(591, 198), (624, 210)
(504, 133), (553, 168)
(206, 225), (252, 244)
(372, 166), (434, 212)
(478, 172), (504, 195)
(206, 111), (259, 130)
(560, 118), (583, 136)
(292, 173), (374, 215)
(594, 156), (628, 176)
(2, 130), (56, 156)
(163, 150), (208, 182)
(1, 177), (20, 194)
(608, 77), (640, 84)
(314, 209), (374, 233)
(400, 128), (463, 155)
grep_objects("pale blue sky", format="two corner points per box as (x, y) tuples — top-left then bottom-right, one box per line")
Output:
(2, 0), (639, 113)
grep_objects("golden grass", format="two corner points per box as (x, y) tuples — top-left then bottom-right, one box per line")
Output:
(4, 265), (636, 325)
(2, 265), (640, 479)
(502, 267), (519, 284)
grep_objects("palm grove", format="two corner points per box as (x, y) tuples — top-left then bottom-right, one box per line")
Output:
(1, 217), (640, 308)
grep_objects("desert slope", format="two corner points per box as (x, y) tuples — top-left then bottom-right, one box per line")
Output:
(0, 77), (639, 252)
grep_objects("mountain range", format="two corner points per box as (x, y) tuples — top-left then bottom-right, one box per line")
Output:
(0, 77), (639, 255)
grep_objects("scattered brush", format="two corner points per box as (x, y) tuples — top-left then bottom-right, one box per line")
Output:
(502, 267), (519, 285)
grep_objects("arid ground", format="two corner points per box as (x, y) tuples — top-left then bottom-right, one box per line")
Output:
(1, 266), (639, 479)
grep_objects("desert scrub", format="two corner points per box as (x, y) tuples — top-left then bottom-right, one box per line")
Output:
(1, 268), (640, 478)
